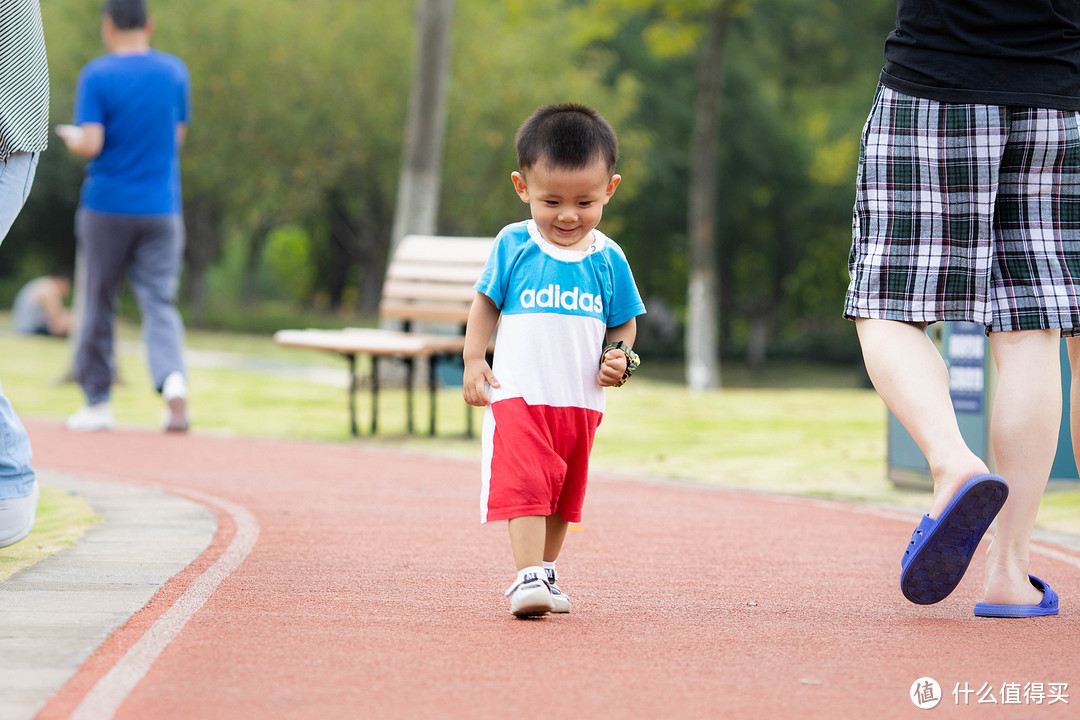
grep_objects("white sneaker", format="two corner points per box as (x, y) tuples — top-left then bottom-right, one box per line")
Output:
(161, 372), (189, 432)
(546, 568), (571, 613)
(0, 481), (39, 548)
(66, 403), (114, 432)
(506, 570), (554, 617)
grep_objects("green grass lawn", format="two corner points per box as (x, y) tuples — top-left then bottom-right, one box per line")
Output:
(0, 484), (99, 581)
(0, 312), (1077, 580)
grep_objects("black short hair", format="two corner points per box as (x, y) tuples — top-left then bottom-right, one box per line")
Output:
(515, 103), (618, 176)
(103, 0), (147, 30)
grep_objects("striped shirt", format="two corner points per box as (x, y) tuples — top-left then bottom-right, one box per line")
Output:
(0, 0), (48, 160)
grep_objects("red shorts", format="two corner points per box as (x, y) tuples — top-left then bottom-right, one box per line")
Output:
(480, 397), (602, 523)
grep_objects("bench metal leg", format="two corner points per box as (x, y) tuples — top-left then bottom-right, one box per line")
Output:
(405, 357), (415, 435)
(347, 354), (359, 437)
(429, 356), (439, 436)
(370, 356), (380, 435)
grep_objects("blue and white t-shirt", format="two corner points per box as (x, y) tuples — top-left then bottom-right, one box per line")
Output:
(474, 219), (645, 413)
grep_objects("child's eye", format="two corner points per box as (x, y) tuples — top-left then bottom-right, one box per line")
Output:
(579, 201), (594, 208)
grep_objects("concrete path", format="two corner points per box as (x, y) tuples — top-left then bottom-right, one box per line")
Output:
(0, 473), (215, 720)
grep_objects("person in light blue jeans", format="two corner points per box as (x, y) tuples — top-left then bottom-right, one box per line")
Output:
(0, 0), (50, 549)
(0, 153), (43, 548)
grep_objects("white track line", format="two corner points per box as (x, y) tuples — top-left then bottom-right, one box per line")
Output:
(69, 489), (259, 720)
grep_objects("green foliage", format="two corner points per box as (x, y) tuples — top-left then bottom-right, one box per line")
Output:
(0, 484), (99, 581)
(440, 0), (646, 237)
(574, 0), (895, 363)
(261, 225), (315, 303)
(5, 0), (898, 366)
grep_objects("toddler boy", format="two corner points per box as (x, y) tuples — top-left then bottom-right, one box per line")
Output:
(463, 103), (646, 617)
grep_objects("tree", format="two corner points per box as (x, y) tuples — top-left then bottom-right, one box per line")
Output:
(574, 0), (896, 371)
(685, 7), (734, 390)
(390, 0), (456, 251)
(573, 0), (755, 389)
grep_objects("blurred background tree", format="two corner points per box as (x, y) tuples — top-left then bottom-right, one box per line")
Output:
(1, 0), (894, 375)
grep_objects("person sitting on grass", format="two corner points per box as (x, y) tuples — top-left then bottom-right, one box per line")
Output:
(11, 274), (73, 338)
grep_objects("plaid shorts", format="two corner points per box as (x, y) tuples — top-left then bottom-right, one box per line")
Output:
(845, 85), (1080, 336)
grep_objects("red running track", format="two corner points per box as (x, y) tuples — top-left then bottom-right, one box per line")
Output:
(23, 419), (1080, 719)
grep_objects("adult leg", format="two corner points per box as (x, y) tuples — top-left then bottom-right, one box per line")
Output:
(1068, 337), (1080, 475)
(127, 214), (187, 392)
(74, 210), (134, 406)
(982, 329), (1060, 606)
(128, 214), (188, 429)
(855, 318), (988, 518)
(0, 152), (39, 544)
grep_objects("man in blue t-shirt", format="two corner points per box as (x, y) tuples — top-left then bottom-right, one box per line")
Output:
(58, 0), (192, 433)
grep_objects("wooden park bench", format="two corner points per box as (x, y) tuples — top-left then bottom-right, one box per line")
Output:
(273, 234), (493, 437)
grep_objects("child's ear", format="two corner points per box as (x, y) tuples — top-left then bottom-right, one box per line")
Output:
(603, 174), (621, 203)
(511, 171), (529, 202)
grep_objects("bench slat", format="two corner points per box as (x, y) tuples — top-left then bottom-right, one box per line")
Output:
(381, 280), (477, 303)
(393, 235), (493, 263)
(379, 302), (473, 324)
(385, 263), (486, 284)
(273, 328), (466, 356)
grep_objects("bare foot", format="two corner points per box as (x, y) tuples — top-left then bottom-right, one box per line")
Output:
(927, 458), (990, 519)
(981, 548), (1045, 606)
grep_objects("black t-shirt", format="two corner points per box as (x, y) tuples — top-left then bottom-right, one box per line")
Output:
(881, 0), (1080, 110)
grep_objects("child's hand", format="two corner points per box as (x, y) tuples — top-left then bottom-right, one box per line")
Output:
(463, 359), (500, 406)
(597, 348), (628, 387)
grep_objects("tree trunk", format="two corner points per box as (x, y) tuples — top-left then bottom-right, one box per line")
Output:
(746, 311), (773, 372)
(385, 0), (455, 395)
(59, 246), (87, 384)
(389, 0), (455, 253)
(182, 198), (224, 327)
(241, 223), (273, 306)
(685, 8), (733, 392)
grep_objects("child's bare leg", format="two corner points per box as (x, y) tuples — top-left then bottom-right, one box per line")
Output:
(543, 513), (569, 563)
(855, 318), (988, 517)
(507, 515), (546, 570)
(982, 329), (1060, 606)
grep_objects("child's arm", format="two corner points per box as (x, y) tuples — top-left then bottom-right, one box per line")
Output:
(463, 292), (501, 406)
(598, 317), (638, 387)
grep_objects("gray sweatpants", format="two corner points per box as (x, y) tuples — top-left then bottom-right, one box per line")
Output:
(75, 209), (187, 406)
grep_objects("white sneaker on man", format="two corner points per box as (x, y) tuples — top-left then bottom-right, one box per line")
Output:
(66, 403), (114, 432)
(506, 569), (554, 617)
(161, 371), (189, 433)
(0, 481), (39, 548)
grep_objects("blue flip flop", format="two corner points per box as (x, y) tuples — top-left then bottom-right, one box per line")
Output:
(900, 473), (1009, 605)
(974, 575), (1059, 618)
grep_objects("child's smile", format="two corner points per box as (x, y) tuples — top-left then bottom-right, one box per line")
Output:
(511, 158), (620, 252)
